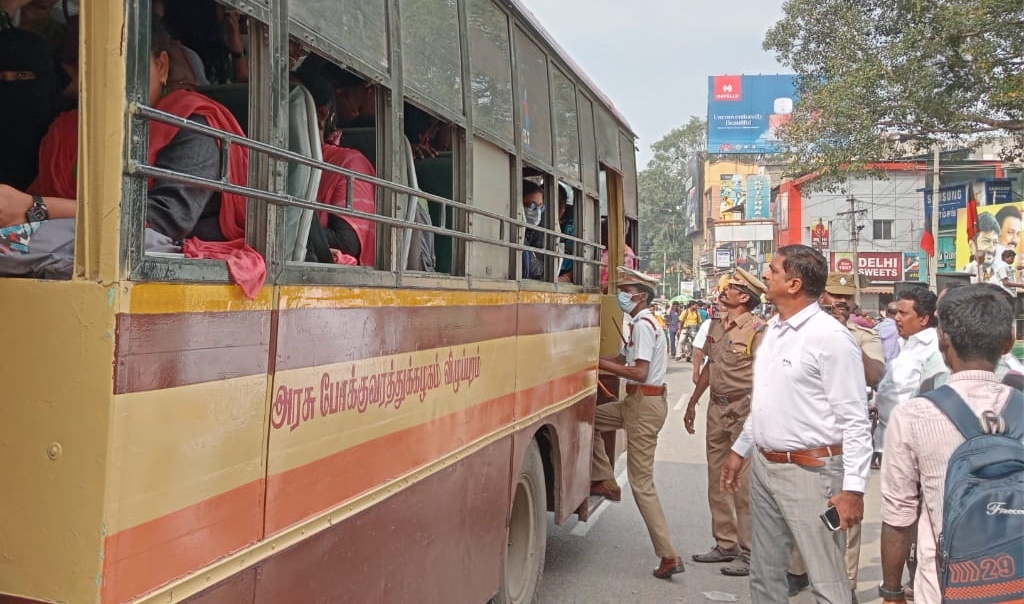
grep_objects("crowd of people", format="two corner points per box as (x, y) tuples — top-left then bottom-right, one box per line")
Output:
(592, 244), (1023, 604)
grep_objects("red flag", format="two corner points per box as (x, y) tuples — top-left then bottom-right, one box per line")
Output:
(966, 184), (979, 242)
(920, 229), (935, 257)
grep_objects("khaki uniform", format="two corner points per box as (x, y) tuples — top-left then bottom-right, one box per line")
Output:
(702, 311), (764, 553)
(592, 310), (677, 559)
(791, 321), (883, 586)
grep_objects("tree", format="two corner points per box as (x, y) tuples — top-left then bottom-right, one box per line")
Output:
(638, 116), (707, 288)
(764, 0), (1024, 184)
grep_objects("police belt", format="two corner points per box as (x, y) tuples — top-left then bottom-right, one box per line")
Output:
(625, 383), (667, 396)
(758, 445), (843, 468)
(709, 391), (748, 406)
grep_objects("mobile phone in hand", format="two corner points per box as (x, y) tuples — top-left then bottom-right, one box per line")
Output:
(820, 505), (841, 531)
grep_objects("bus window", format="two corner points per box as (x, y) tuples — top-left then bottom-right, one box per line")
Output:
(468, 136), (512, 280)
(407, 102), (461, 275)
(466, 0), (514, 146)
(521, 167), (563, 283)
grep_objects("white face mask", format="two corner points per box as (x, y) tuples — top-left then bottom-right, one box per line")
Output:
(524, 204), (543, 226)
(617, 291), (638, 314)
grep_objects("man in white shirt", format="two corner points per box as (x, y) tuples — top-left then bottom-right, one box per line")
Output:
(591, 266), (684, 579)
(873, 287), (948, 469)
(721, 245), (871, 604)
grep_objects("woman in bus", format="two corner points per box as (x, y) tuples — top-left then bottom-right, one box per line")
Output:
(0, 16), (250, 277)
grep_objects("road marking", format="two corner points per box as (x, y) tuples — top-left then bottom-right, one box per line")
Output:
(570, 467), (628, 537)
(672, 392), (688, 412)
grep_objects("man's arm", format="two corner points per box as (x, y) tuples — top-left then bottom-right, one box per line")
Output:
(879, 407), (921, 599)
(684, 362), (711, 434)
(598, 358), (649, 383)
(880, 522), (914, 599)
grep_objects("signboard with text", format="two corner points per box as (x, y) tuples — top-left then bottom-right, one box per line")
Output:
(746, 175), (771, 220)
(830, 252), (903, 283)
(707, 74), (799, 154)
(923, 183), (969, 229)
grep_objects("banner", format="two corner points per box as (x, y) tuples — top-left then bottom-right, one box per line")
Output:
(707, 74), (799, 154)
(746, 175), (771, 220)
(684, 155), (704, 236)
(810, 217), (830, 250)
(719, 174), (745, 219)
(954, 201), (1024, 270)
(830, 251), (903, 283)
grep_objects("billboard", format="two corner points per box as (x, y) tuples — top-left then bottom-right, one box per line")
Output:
(719, 174), (745, 219)
(707, 74), (799, 154)
(684, 155), (704, 236)
(810, 217), (830, 250)
(830, 252), (903, 283)
(923, 183), (970, 230)
(953, 201), (1024, 271)
(746, 175), (771, 220)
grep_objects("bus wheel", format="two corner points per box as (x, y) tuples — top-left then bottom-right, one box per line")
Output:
(494, 439), (547, 604)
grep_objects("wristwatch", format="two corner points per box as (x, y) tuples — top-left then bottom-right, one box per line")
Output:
(878, 584), (906, 601)
(26, 196), (49, 222)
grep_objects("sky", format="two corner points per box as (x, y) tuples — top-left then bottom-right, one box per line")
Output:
(524, 0), (788, 169)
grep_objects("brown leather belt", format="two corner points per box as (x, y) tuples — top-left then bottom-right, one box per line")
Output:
(758, 445), (843, 468)
(625, 383), (667, 396)
(710, 391), (748, 405)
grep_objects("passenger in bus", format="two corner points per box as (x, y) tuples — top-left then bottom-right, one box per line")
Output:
(328, 70), (377, 128)
(15, 0), (62, 49)
(294, 66), (377, 267)
(406, 105), (452, 160)
(163, 0), (248, 84)
(0, 26), (61, 191)
(599, 218), (639, 292)
(522, 180), (546, 280)
(0, 17), (256, 287)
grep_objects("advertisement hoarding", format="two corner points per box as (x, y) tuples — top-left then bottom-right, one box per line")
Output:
(937, 235), (957, 272)
(746, 175), (771, 220)
(719, 174), (745, 219)
(923, 183), (969, 230)
(810, 217), (830, 250)
(903, 253), (922, 281)
(830, 252), (903, 283)
(707, 74), (799, 154)
(684, 155), (704, 236)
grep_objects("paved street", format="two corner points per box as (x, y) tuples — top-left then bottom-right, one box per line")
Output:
(536, 359), (886, 604)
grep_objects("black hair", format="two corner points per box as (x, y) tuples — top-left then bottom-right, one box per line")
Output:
(996, 204), (1021, 227)
(976, 212), (1000, 237)
(639, 285), (655, 304)
(739, 288), (761, 311)
(1003, 249), (1017, 262)
(777, 244), (828, 298)
(937, 284), (1012, 365)
(163, 0), (231, 83)
(522, 180), (543, 198)
(898, 286), (939, 327)
(151, 14), (173, 56)
(293, 63), (335, 111)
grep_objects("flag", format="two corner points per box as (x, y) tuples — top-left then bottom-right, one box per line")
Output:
(965, 184), (979, 242)
(920, 230), (935, 257)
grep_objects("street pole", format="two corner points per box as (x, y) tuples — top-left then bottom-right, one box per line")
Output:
(849, 194), (861, 306)
(930, 144), (941, 291)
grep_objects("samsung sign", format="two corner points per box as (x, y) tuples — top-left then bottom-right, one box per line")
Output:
(923, 184), (968, 229)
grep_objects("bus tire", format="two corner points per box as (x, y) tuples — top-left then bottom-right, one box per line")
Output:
(493, 439), (547, 604)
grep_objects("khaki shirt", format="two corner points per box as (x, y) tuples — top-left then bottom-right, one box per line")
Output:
(848, 322), (884, 364)
(703, 311), (765, 396)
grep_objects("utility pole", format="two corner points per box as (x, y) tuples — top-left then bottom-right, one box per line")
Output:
(837, 195), (867, 305)
(930, 144), (941, 290)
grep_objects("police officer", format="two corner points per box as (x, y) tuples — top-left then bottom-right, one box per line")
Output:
(787, 272), (885, 602)
(591, 266), (685, 579)
(684, 268), (766, 577)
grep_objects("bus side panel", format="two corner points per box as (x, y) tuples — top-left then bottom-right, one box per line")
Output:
(101, 285), (273, 604)
(0, 281), (115, 604)
(180, 436), (513, 604)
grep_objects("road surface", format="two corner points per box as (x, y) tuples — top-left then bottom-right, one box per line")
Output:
(536, 358), (886, 604)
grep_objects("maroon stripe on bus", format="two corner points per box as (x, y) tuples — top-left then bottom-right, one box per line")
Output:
(113, 311), (271, 394)
(274, 303), (598, 371)
(0, 596), (53, 604)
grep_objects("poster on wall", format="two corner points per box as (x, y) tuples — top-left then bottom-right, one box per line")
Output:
(810, 217), (830, 249)
(746, 175), (771, 220)
(954, 201), (1024, 271)
(903, 253), (922, 281)
(719, 174), (746, 219)
(830, 252), (903, 283)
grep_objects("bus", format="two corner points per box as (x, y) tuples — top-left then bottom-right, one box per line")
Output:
(0, 0), (640, 602)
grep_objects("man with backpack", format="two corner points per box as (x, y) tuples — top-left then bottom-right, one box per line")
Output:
(879, 284), (1023, 604)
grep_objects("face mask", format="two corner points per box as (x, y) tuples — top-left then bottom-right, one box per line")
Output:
(617, 291), (638, 314)
(524, 204), (543, 226)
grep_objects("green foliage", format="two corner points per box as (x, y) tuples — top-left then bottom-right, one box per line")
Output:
(638, 116), (706, 284)
(764, 0), (1024, 185)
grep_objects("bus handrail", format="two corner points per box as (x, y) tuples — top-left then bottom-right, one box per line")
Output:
(127, 103), (605, 267)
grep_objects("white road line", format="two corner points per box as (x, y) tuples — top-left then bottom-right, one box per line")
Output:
(672, 392), (688, 412)
(570, 467), (629, 537)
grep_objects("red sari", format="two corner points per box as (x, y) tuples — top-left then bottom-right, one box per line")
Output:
(318, 145), (377, 267)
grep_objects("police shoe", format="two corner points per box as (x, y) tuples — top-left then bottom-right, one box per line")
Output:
(787, 572), (809, 596)
(653, 556), (685, 579)
(692, 545), (741, 563)
(589, 479), (621, 502)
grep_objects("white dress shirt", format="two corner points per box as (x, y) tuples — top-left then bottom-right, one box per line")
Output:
(623, 308), (668, 386)
(874, 327), (948, 423)
(733, 302), (872, 492)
